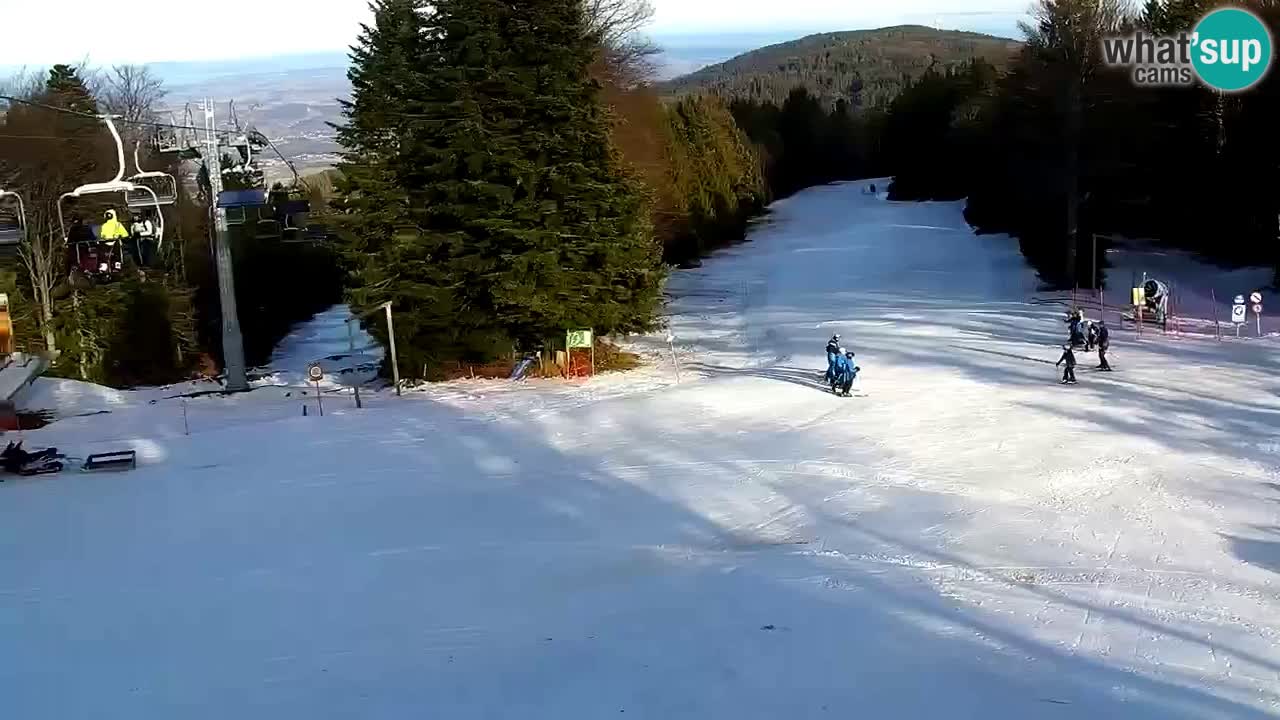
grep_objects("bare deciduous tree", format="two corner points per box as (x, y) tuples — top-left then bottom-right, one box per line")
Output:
(101, 64), (165, 124)
(583, 0), (660, 83)
(101, 64), (167, 155)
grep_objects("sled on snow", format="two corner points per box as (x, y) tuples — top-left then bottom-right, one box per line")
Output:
(83, 450), (137, 472)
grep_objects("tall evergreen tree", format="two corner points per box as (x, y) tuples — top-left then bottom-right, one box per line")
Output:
(426, 0), (664, 347)
(45, 64), (98, 115)
(333, 0), (464, 370)
(337, 0), (664, 375)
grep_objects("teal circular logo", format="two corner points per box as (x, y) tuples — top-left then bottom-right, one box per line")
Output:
(1192, 8), (1273, 92)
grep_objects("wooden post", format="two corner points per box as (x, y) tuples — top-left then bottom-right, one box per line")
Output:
(590, 330), (596, 377)
(1212, 289), (1222, 341)
(668, 335), (682, 384)
(348, 319), (362, 409)
(384, 302), (401, 396)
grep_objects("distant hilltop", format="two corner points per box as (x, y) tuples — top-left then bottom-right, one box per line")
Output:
(661, 25), (1021, 108)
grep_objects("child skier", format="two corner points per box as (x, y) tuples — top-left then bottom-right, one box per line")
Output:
(1096, 320), (1112, 371)
(825, 334), (842, 381)
(1066, 310), (1086, 348)
(1055, 344), (1078, 384)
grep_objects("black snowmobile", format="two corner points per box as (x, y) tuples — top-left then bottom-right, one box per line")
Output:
(1, 441), (65, 477)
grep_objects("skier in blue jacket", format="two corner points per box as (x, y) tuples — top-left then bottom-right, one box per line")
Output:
(825, 334), (842, 381)
(831, 349), (860, 396)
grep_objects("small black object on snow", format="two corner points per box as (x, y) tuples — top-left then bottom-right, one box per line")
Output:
(760, 624), (776, 631)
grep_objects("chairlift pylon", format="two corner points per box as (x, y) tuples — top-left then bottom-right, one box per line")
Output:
(56, 115), (165, 275)
(0, 189), (27, 247)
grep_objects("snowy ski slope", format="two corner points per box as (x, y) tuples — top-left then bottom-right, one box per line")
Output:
(2, 182), (1279, 718)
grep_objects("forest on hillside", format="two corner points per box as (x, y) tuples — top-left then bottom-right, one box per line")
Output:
(882, 0), (1280, 288)
(662, 1), (1280, 290)
(5, 0), (1276, 389)
(661, 26), (1020, 108)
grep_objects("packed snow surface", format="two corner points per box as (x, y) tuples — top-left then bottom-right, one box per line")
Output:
(4, 182), (1280, 718)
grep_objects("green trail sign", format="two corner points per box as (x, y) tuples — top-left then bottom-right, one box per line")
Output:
(566, 329), (593, 349)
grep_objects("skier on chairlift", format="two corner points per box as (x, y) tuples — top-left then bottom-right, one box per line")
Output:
(99, 209), (129, 274)
(130, 210), (157, 267)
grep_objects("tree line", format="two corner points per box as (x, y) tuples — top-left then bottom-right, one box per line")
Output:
(661, 26), (1020, 108)
(18, 0), (1262, 387)
(883, 0), (1280, 288)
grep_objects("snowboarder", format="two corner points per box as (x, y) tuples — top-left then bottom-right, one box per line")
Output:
(1096, 320), (1112, 371)
(1055, 344), (1078, 384)
(825, 334), (842, 381)
(831, 349), (860, 396)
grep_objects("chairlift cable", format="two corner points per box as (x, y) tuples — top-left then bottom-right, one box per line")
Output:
(1, 94), (231, 136)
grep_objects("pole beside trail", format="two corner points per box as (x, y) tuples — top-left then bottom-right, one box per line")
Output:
(667, 334), (682, 384)
(384, 303), (401, 396)
(1211, 289), (1222, 341)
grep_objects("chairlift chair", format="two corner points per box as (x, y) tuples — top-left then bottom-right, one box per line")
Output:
(56, 115), (166, 273)
(255, 217), (281, 240)
(126, 141), (178, 222)
(217, 189), (267, 228)
(0, 189), (27, 247)
(154, 117), (182, 154)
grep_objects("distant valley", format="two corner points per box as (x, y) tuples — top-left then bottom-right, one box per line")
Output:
(160, 58), (348, 183)
(145, 27), (1016, 181)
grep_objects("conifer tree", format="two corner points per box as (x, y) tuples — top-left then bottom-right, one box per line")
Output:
(333, 0), (470, 371)
(338, 0), (664, 374)
(424, 0), (663, 349)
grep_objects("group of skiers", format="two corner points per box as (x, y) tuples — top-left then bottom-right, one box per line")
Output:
(1057, 309), (1111, 385)
(824, 334), (860, 396)
(68, 208), (159, 276)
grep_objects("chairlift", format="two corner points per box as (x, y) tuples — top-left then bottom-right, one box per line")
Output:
(154, 114), (182, 154)
(175, 105), (203, 160)
(0, 189), (27, 247)
(279, 200), (316, 244)
(56, 115), (165, 275)
(255, 218), (281, 240)
(126, 141), (178, 218)
(246, 128), (270, 150)
(217, 189), (267, 227)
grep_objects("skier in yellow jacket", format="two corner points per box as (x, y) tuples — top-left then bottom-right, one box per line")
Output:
(99, 209), (129, 242)
(97, 209), (129, 274)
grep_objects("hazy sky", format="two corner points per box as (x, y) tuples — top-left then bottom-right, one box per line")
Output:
(0, 0), (1029, 66)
